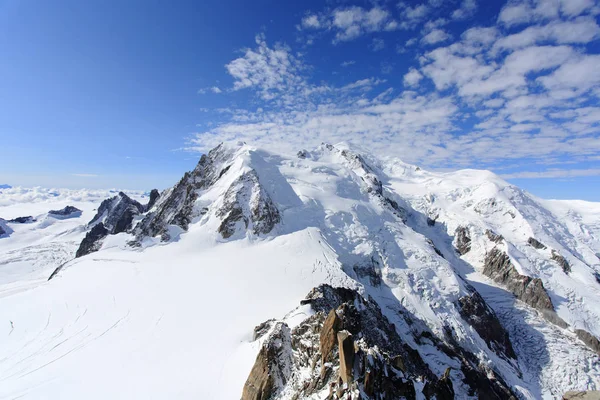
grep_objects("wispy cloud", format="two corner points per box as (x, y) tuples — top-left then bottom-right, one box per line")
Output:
(501, 168), (600, 179)
(191, 0), (600, 175)
(71, 173), (99, 178)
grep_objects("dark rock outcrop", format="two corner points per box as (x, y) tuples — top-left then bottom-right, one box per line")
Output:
(8, 216), (36, 223)
(458, 291), (516, 360)
(575, 329), (600, 356)
(528, 237), (547, 250)
(76, 223), (109, 258)
(134, 144), (234, 241)
(595, 272), (600, 285)
(216, 170), (280, 239)
(320, 309), (342, 364)
(483, 248), (555, 313)
(145, 189), (160, 212)
(244, 285), (517, 400)
(89, 192), (144, 235)
(336, 330), (354, 384)
(551, 250), (571, 274)
(48, 206), (82, 218)
(486, 229), (504, 243)
(0, 219), (11, 237)
(297, 149), (309, 159)
(455, 226), (471, 255)
(77, 192), (145, 257)
(242, 322), (293, 400)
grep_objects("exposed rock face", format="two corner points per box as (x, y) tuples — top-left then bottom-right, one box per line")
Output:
(455, 226), (472, 255)
(297, 149), (309, 159)
(8, 216), (36, 223)
(76, 223), (109, 258)
(563, 391), (600, 400)
(595, 272), (600, 285)
(134, 144), (233, 241)
(352, 257), (382, 286)
(48, 206), (82, 218)
(337, 330), (354, 384)
(244, 285), (517, 400)
(575, 329), (600, 356)
(216, 170), (280, 239)
(89, 192), (144, 235)
(483, 248), (555, 313)
(76, 192), (146, 257)
(145, 189), (160, 212)
(528, 237), (547, 250)
(0, 218), (11, 237)
(551, 250), (571, 274)
(486, 229), (504, 243)
(241, 322), (293, 400)
(423, 367), (454, 400)
(320, 309), (342, 364)
(458, 291), (516, 360)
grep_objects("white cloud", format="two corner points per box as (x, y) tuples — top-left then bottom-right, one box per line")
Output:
(493, 17), (600, 52)
(403, 68), (424, 87)
(498, 0), (597, 27)
(370, 38), (385, 51)
(560, 0), (596, 17)
(301, 14), (322, 29)
(501, 168), (600, 179)
(192, 2), (600, 175)
(225, 34), (306, 102)
(398, 3), (431, 28)
(210, 86), (222, 94)
(421, 29), (451, 45)
(538, 54), (600, 92)
(452, 0), (478, 20)
(341, 60), (356, 67)
(300, 6), (398, 42)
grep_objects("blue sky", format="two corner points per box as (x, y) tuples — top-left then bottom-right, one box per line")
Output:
(1, 0), (599, 200)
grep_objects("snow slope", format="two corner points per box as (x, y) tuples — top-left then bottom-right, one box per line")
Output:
(0, 143), (599, 399)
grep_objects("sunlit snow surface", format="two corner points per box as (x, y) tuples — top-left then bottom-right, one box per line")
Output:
(1, 145), (599, 399)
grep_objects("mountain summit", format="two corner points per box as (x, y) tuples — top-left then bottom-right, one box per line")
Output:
(1, 142), (600, 399)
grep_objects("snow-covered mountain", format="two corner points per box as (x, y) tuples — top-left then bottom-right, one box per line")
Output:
(1, 143), (599, 399)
